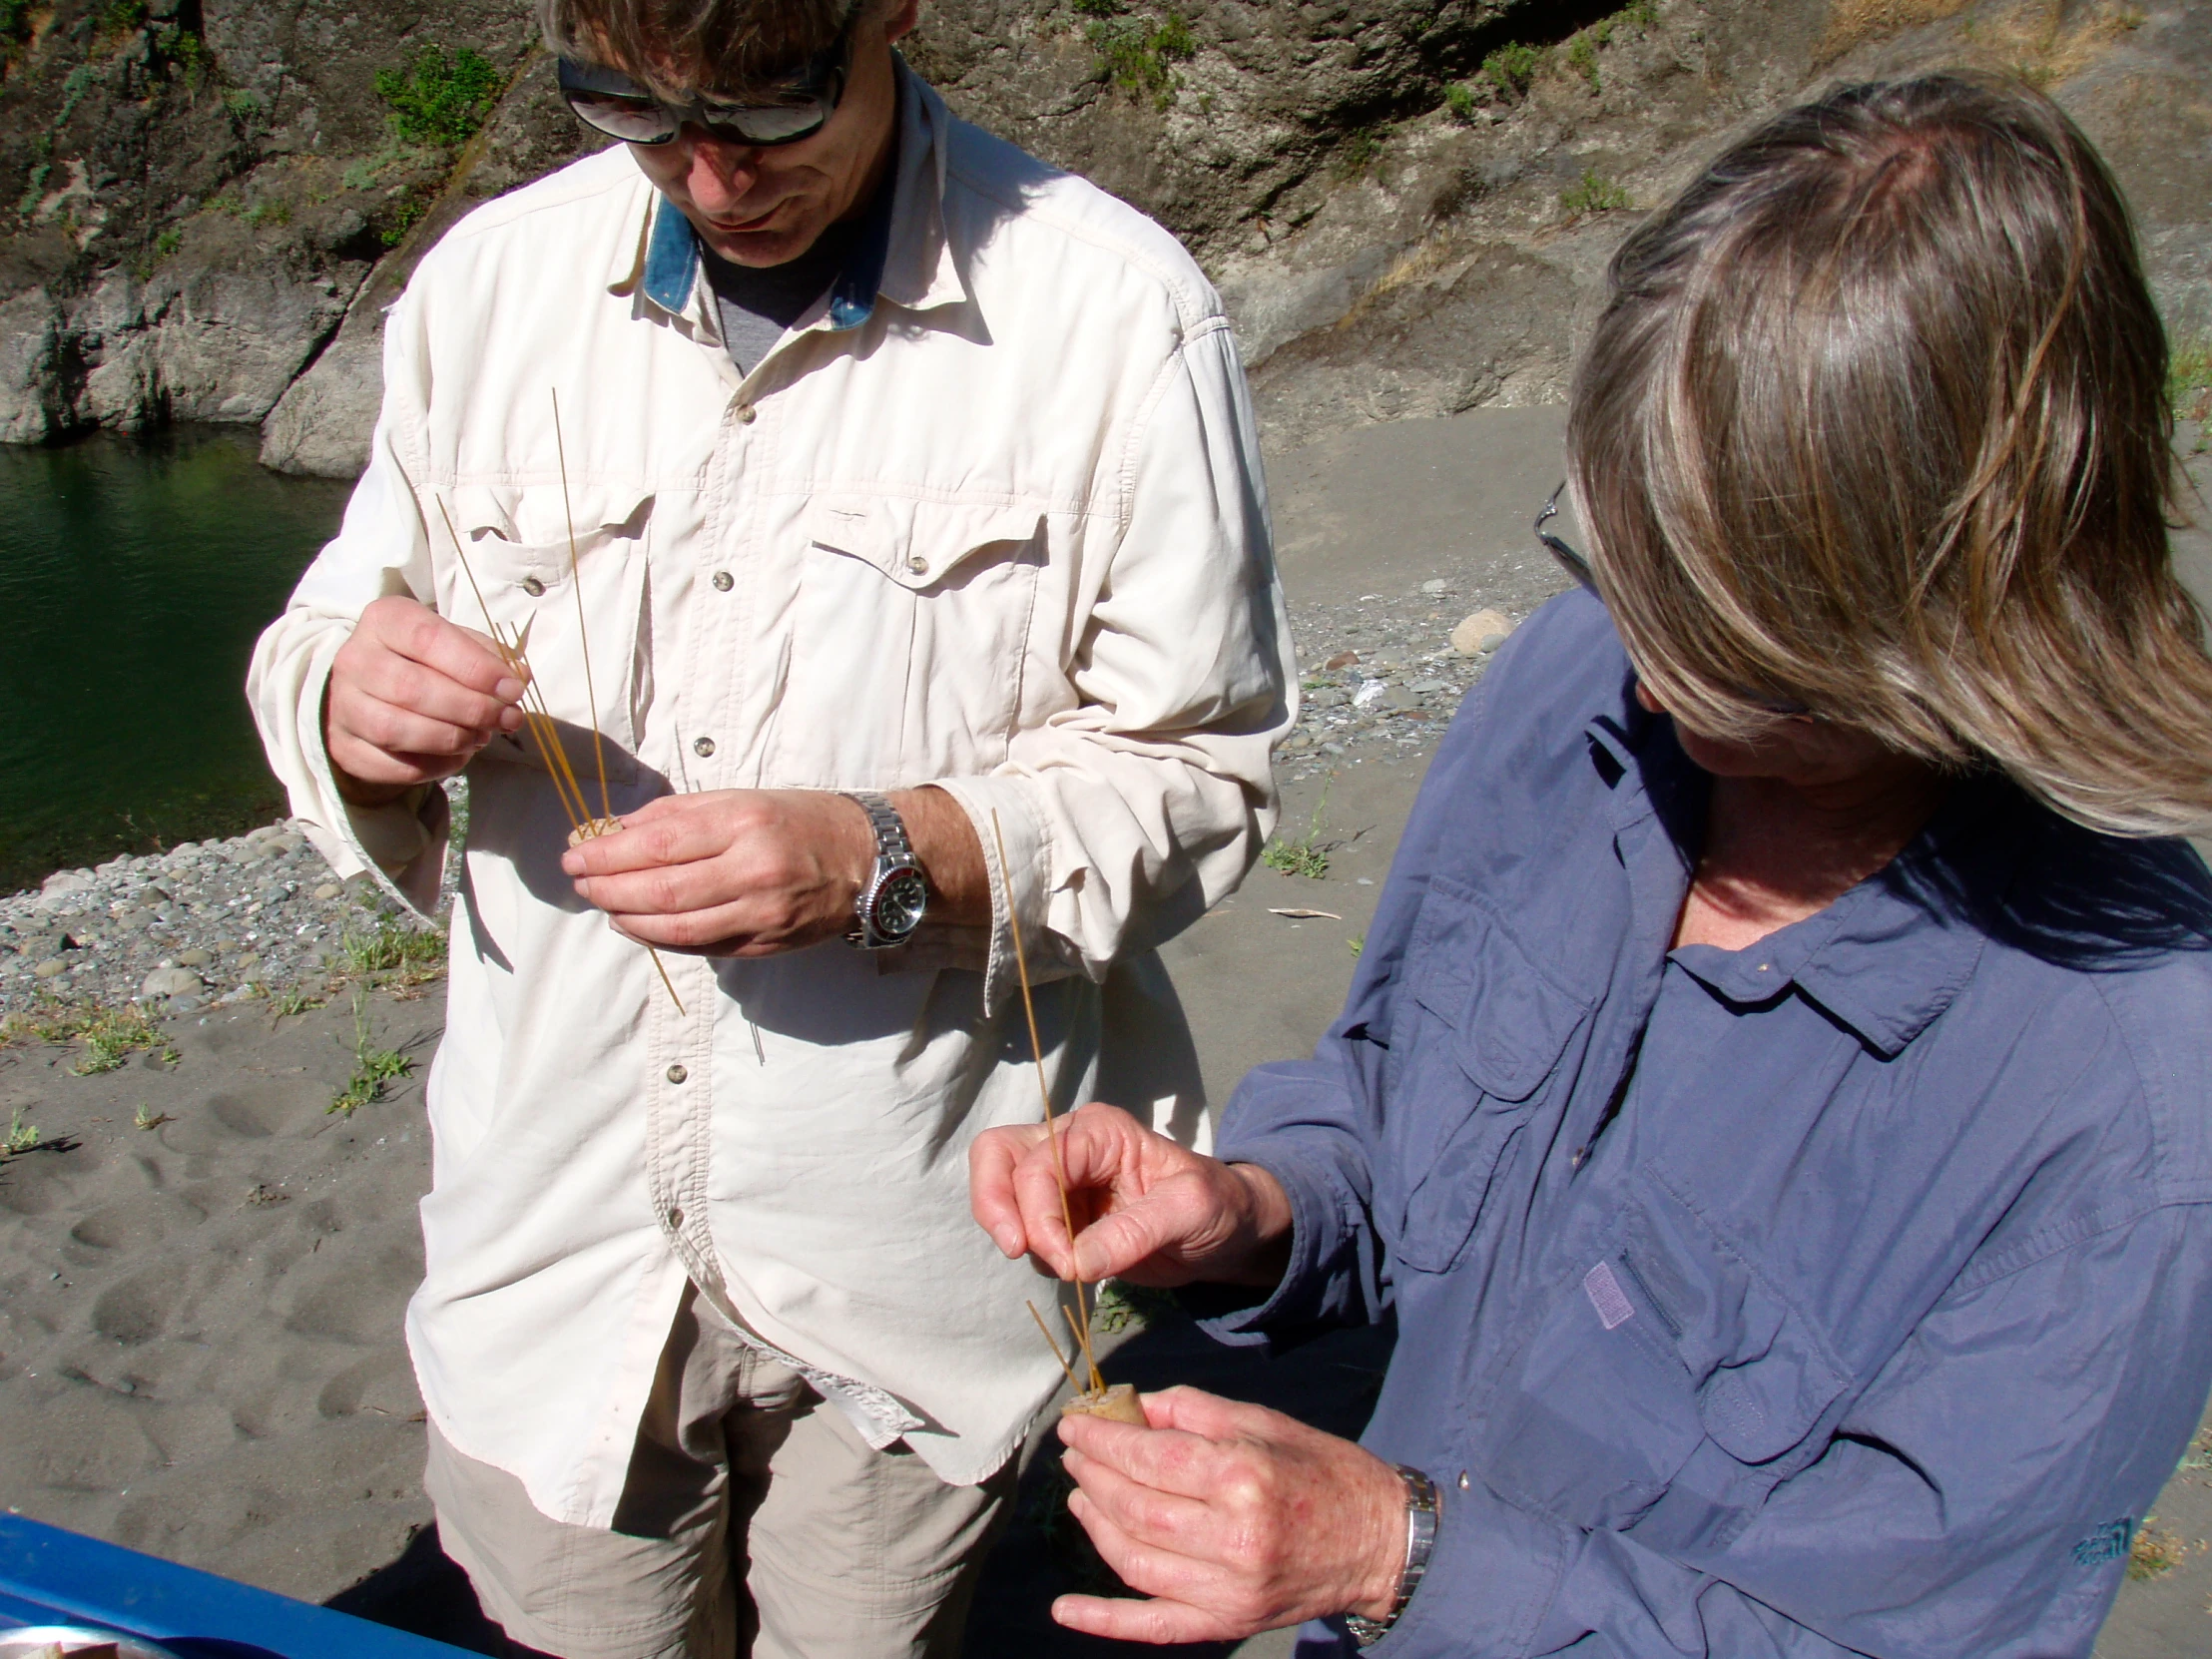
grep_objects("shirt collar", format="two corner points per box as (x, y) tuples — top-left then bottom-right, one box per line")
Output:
(1591, 685), (2011, 1059)
(611, 55), (967, 330)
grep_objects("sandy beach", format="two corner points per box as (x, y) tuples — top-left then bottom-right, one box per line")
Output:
(4, 409), (2211, 1656)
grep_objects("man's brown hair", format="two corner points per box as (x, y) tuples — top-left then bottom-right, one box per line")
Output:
(539, 0), (862, 97)
(1568, 74), (2212, 835)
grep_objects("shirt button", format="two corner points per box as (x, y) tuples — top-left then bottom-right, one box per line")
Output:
(666, 1063), (688, 1084)
(667, 1206), (684, 1229)
(712, 571), (734, 592)
(1458, 1471), (1470, 1490)
(521, 576), (546, 597)
(905, 554), (928, 575)
(693, 737), (716, 758)
(737, 403), (758, 424)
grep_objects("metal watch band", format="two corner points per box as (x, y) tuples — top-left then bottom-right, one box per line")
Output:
(841, 791), (920, 947)
(1343, 1465), (1439, 1648)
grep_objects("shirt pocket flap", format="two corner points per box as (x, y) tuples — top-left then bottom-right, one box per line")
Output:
(805, 494), (1045, 592)
(1623, 1194), (1852, 1466)
(447, 485), (657, 585)
(1409, 881), (1589, 1102)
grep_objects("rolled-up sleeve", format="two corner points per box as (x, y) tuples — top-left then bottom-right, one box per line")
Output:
(1371, 1202), (2212, 1658)
(934, 316), (1293, 1010)
(246, 289), (447, 916)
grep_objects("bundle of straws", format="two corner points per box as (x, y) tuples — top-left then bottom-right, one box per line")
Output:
(435, 389), (684, 1015)
(993, 814), (1146, 1424)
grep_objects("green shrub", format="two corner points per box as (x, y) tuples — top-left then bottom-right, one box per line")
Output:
(1443, 82), (1476, 122)
(1566, 31), (1601, 92)
(1481, 41), (1543, 100)
(374, 44), (502, 146)
(1331, 127), (1383, 182)
(1088, 12), (1195, 105)
(1559, 169), (1632, 215)
(2170, 331), (2212, 426)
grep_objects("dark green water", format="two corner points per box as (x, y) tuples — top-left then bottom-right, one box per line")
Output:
(0, 426), (349, 895)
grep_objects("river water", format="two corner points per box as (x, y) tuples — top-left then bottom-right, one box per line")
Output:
(0, 426), (348, 895)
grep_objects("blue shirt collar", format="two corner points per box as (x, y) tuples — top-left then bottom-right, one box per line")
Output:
(639, 88), (903, 332)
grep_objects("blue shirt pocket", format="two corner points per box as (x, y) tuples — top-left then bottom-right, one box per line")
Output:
(1388, 880), (1590, 1275)
(1474, 1189), (1852, 1535)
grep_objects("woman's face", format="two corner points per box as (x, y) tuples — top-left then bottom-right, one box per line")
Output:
(1634, 683), (1920, 797)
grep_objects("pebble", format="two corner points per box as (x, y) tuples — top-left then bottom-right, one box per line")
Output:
(140, 966), (205, 999)
(33, 959), (67, 979)
(1450, 608), (1516, 657)
(175, 947), (212, 968)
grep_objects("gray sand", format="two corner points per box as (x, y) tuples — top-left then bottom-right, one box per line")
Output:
(2, 411), (2209, 1656)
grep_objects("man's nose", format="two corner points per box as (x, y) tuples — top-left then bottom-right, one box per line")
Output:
(682, 129), (765, 208)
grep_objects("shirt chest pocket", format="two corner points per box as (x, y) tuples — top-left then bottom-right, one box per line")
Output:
(444, 485), (654, 787)
(1474, 1190), (1851, 1534)
(1387, 883), (1590, 1276)
(777, 495), (1046, 784)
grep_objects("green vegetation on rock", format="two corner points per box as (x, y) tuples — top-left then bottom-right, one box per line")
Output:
(1560, 168), (1633, 215)
(374, 43), (502, 147)
(1482, 41), (1544, 101)
(1087, 10), (1195, 107)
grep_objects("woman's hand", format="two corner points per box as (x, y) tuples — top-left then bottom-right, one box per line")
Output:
(969, 1103), (1292, 1289)
(1053, 1386), (1409, 1644)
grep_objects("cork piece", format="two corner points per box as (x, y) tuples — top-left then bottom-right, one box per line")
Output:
(567, 817), (624, 846)
(1061, 1383), (1148, 1424)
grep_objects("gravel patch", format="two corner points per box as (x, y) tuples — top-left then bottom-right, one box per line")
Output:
(0, 782), (463, 1021)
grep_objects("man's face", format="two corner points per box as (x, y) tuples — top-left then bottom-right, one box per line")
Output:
(626, 0), (916, 269)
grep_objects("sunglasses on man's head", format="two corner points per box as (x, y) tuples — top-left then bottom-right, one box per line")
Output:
(556, 27), (853, 148)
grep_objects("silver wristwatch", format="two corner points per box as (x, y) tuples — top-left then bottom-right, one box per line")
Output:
(842, 792), (928, 949)
(1343, 1464), (1439, 1648)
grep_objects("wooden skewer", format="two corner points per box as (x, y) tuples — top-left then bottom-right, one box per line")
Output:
(551, 388), (615, 827)
(432, 491), (684, 1017)
(991, 811), (1105, 1396)
(1027, 1299), (1084, 1396)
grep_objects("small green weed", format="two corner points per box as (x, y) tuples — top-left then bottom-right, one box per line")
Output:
(1560, 169), (1633, 215)
(1348, 934), (1365, 958)
(1088, 11), (1195, 106)
(267, 987), (326, 1019)
(378, 193), (428, 248)
(5, 1112), (40, 1155)
(1332, 128), (1383, 182)
(134, 1102), (175, 1132)
(220, 87), (260, 122)
(1443, 82), (1477, 123)
(1566, 31), (1601, 92)
(2127, 1516), (2199, 1582)
(1091, 1280), (1182, 1336)
(339, 914), (448, 985)
(151, 226), (182, 262)
(331, 989), (413, 1115)
(1481, 41), (1543, 101)
(1, 1003), (176, 1075)
(2169, 331), (2212, 429)
(1071, 0), (1120, 15)
(97, 0), (146, 38)
(374, 43), (502, 146)
(1263, 783), (1334, 880)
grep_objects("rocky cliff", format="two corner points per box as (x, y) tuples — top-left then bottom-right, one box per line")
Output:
(0, 0), (2205, 474)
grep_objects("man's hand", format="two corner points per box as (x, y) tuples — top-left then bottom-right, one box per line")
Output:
(970, 1102), (1292, 1289)
(1054, 1386), (1410, 1644)
(559, 785), (987, 956)
(324, 596), (526, 807)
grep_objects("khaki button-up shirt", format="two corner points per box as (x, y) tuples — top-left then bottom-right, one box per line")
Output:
(248, 69), (1292, 1524)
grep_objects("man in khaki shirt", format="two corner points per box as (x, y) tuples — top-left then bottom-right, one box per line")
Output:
(247, 0), (1290, 1652)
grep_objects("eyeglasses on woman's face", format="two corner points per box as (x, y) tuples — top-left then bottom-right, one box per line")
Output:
(1535, 481), (1813, 720)
(557, 20), (856, 149)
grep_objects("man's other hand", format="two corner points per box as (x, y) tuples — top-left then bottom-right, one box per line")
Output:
(1053, 1387), (1408, 1644)
(324, 596), (526, 807)
(970, 1102), (1293, 1290)
(561, 789), (876, 955)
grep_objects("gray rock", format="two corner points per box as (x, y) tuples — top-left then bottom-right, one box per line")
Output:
(33, 958), (68, 979)
(260, 326), (384, 478)
(175, 948), (213, 968)
(141, 966), (206, 999)
(39, 868), (95, 897)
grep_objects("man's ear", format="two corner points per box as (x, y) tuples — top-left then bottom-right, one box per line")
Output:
(882, 0), (922, 45)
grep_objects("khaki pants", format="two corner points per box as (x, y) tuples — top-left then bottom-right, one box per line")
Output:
(426, 1289), (1016, 1659)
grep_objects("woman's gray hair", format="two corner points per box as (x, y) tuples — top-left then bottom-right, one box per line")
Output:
(539, 0), (879, 96)
(1568, 74), (2212, 836)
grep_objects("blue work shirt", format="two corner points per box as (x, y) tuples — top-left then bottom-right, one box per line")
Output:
(1212, 591), (2212, 1657)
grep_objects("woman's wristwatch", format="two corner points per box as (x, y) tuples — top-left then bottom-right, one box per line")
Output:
(1343, 1464), (1439, 1648)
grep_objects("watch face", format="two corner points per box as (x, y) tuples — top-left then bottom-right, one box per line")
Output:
(872, 868), (928, 940)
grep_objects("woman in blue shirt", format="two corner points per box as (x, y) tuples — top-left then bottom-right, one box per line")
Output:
(972, 75), (2212, 1656)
